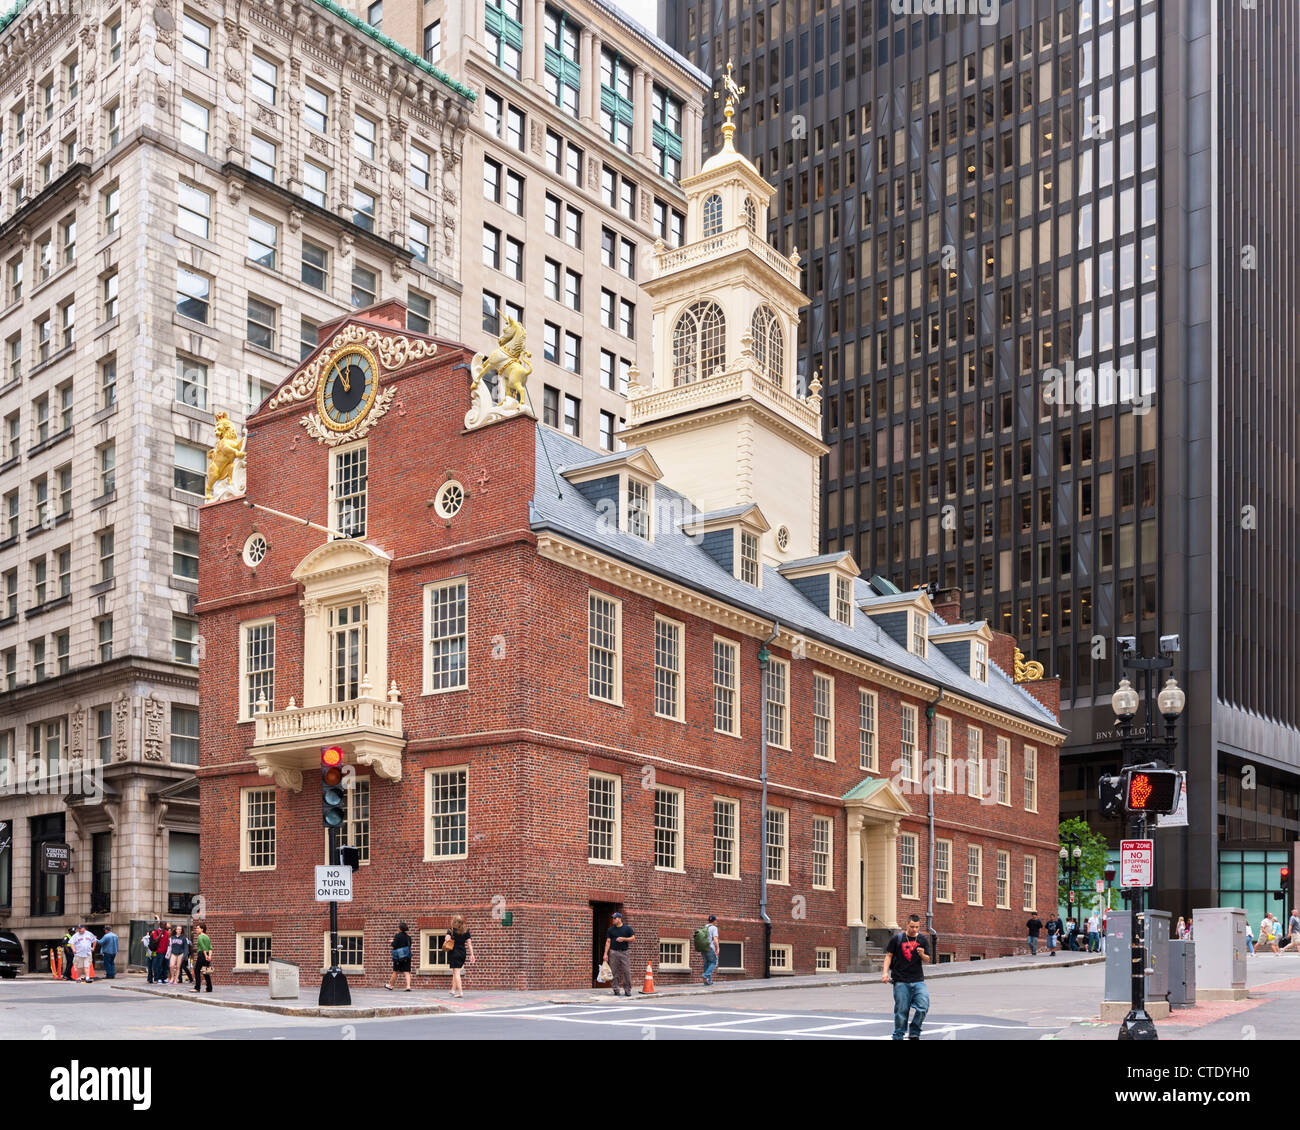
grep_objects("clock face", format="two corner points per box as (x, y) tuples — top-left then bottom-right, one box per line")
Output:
(318, 349), (378, 431)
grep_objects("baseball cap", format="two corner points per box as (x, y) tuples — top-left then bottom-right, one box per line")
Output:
(611, 911), (623, 919)
(708, 915), (717, 922)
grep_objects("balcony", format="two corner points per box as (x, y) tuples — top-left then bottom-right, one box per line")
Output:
(249, 688), (406, 790)
(654, 225), (801, 287)
(627, 359), (822, 437)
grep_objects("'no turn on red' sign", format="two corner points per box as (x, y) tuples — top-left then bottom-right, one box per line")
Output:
(1120, 840), (1154, 887)
(314, 865), (353, 902)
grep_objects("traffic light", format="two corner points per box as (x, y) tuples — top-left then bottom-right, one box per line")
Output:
(321, 746), (346, 828)
(1098, 774), (1126, 818)
(1124, 768), (1181, 815)
(1277, 865), (1290, 902)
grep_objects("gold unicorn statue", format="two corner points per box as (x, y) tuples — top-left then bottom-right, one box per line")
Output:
(205, 411), (248, 500)
(466, 314), (536, 429)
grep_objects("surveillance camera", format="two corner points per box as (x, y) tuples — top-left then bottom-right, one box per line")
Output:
(1117, 636), (1137, 654)
(1159, 634), (1180, 654)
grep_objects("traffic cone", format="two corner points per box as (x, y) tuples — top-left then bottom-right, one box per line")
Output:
(51, 948), (60, 979)
(642, 961), (655, 994)
(86, 957), (94, 981)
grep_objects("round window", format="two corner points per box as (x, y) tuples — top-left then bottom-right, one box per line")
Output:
(776, 525), (790, 552)
(242, 533), (268, 568)
(435, 480), (466, 519)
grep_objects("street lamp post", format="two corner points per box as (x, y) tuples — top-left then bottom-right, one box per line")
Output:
(1111, 657), (1186, 1042)
(1103, 866), (1116, 953)
(1059, 838), (1083, 945)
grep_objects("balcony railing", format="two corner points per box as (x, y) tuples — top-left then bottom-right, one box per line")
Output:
(629, 361), (822, 436)
(654, 225), (801, 286)
(252, 696), (402, 744)
(249, 691), (406, 786)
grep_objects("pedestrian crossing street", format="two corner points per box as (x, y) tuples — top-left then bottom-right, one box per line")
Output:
(462, 1001), (1058, 1039)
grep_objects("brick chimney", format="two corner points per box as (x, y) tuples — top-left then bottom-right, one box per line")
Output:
(932, 586), (964, 625)
(1019, 675), (1062, 722)
(988, 629), (1018, 679)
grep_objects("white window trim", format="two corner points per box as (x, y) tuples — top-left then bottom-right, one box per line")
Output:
(652, 613), (685, 722)
(815, 946), (838, 972)
(422, 576), (469, 696)
(765, 804), (789, 886)
(736, 527), (762, 588)
(418, 929), (454, 974)
(899, 831), (920, 899)
(658, 938), (691, 971)
(653, 784), (685, 872)
(935, 837), (953, 903)
(587, 590), (623, 706)
(900, 702), (919, 782)
(712, 635), (741, 738)
(233, 933), (272, 971)
(859, 688), (878, 771)
(971, 639), (989, 682)
(967, 844), (984, 906)
(812, 814), (834, 890)
(237, 616), (275, 723)
(1024, 744), (1038, 812)
(619, 470), (655, 541)
(934, 713), (952, 792)
(322, 931), (365, 972)
(997, 735), (1012, 806)
(239, 785), (276, 872)
(717, 940), (745, 972)
(1023, 854), (1037, 912)
(587, 769), (622, 866)
(328, 438), (367, 540)
(768, 942), (795, 975)
(712, 794), (740, 879)
(423, 764), (469, 862)
(996, 849), (1011, 909)
(766, 657), (790, 750)
(967, 727), (984, 799)
(909, 608), (928, 656)
(812, 671), (835, 761)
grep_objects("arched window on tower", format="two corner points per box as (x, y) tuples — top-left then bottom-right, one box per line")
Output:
(751, 305), (784, 388)
(703, 192), (723, 237)
(744, 196), (757, 232)
(672, 300), (726, 385)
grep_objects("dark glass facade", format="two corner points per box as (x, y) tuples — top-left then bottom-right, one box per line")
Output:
(662, 0), (1300, 915)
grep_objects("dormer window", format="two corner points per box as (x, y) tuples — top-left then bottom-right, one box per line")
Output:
(627, 477), (651, 539)
(972, 640), (988, 682)
(703, 192), (723, 237)
(910, 610), (928, 657)
(834, 575), (853, 626)
(739, 530), (759, 585)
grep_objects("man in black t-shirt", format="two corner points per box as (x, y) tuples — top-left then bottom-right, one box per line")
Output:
(1026, 913), (1044, 955)
(882, 914), (931, 1040)
(603, 911), (636, 997)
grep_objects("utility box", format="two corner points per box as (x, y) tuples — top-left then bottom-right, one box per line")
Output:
(1102, 909), (1172, 1020)
(1144, 910), (1171, 1003)
(268, 958), (299, 1000)
(1193, 907), (1249, 1000)
(1168, 939), (1196, 1007)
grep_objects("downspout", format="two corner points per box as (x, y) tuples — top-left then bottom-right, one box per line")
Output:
(925, 688), (944, 951)
(758, 621), (780, 979)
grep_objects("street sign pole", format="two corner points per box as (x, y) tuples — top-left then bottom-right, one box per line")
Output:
(318, 823), (351, 1007)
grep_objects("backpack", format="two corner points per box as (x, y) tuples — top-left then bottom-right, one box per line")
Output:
(149, 929), (165, 954)
(693, 926), (712, 953)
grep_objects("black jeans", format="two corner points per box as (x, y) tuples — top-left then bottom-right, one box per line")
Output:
(193, 954), (212, 991)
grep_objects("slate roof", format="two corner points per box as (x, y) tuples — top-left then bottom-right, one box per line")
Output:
(530, 429), (1065, 734)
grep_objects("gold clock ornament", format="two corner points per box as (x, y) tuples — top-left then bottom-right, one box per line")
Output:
(301, 343), (397, 446)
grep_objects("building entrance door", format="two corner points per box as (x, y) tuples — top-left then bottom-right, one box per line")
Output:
(591, 901), (622, 987)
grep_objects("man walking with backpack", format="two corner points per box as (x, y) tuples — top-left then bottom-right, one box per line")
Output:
(147, 919), (169, 985)
(882, 914), (931, 1040)
(695, 915), (720, 986)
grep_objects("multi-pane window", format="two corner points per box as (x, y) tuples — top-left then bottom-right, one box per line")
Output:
(422, 20), (441, 64)
(1023, 745), (1039, 811)
(170, 706), (199, 765)
(97, 528), (114, 582)
(241, 620), (275, 718)
(599, 49), (634, 151)
(351, 264), (376, 308)
(1023, 855), (1037, 911)
(935, 838), (952, 901)
(653, 787), (682, 870)
(238, 935), (272, 967)
(910, 609), (928, 656)
(713, 637), (739, 735)
(587, 592), (620, 702)
(900, 832), (918, 898)
(304, 86), (329, 132)
(671, 300), (725, 384)
(176, 268), (210, 323)
(972, 640), (988, 682)
(105, 101), (121, 147)
(7, 335), (19, 382)
(96, 706), (111, 761)
(967, 727), (984, 798)
(812, 816), (832, 889)
(242, 787), (276, 869)
(900, 703), (918, 781)
(996, 736), (1011, 805)
(626, 477), (650, 539)
(739, 530), (759, 586)
(996, 850), (1010, 909)
(485, 0), (523, 77)
(543, 7), (580, 116)
(246, 297), (276, 350)
(173, 441), (205, 494)
(172, 614), (199, 665)
(587, 771), (620, 862)
(765, 657), (788, 746)
(343, 777), (370, 863)
(599, 410), (616, 452)
(653, 616), (682, 720)
(102, 273), (118, 321)
(424, 578), (467, 692)
(713, 797), (738, 877)
(181, 14), (211, 67)
(328, 602), (367, 702)
(352, 187), (376, 232)
(250, 55), (278, 105)
(652, 86), (684, 181)
(427, 768), (468, 858)
(248, 215), (278, 269)
(410, 145), (432, 191)
(813, 673), (834, 760)
(103, 182), (120, 235)
(300, 317), (320, 359)
(764, 806), (788, 884)
(301, 240), (328, 291)
(410, 218), (431, 264)
(172, 527), (199, 580)
(407, 291), (432, 334)
(563, 391), (579, 433)
(302, 161), (328, 206)
(332, 444), (367, 537)
(180, 96), (210, 153)
(935, 716), (952, 792)
(659, 940), (687, 969)
(835, 575), (853, 625)
(967, 845), (983, 904)
(353, 113), (377, 161)
(857, 686), (878, 764)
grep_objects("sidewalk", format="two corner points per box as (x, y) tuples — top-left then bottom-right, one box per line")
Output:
(109, 950), (1103, 1019)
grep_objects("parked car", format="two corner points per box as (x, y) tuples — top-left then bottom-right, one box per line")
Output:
(0, 930), (22, 978)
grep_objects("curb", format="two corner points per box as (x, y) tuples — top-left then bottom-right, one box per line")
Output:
(110, 982), (449, 1019)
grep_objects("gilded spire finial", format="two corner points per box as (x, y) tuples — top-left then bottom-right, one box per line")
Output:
(712, 58), (746, 149)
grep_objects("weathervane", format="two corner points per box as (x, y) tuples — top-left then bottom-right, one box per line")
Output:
(713, 58), (746, 145)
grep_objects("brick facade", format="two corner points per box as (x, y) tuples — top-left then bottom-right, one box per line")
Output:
(198, 309), (1066, 989)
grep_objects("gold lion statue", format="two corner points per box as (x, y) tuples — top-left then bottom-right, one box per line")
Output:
(471, 314), (533, 408)
(205, 411), (247, 500)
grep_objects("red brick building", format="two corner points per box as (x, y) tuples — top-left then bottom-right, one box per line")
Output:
(196, 122), (1066, 989)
